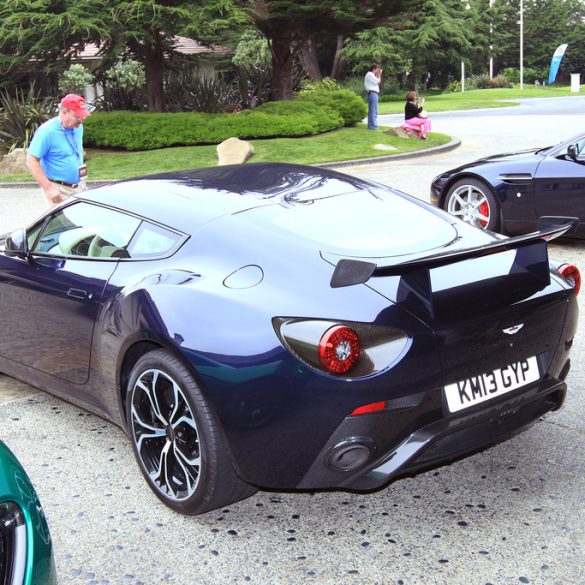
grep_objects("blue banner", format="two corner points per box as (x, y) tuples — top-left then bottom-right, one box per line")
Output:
(548, 44), (568, 84)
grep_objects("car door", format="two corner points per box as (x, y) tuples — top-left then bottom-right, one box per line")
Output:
(533, 136), (585, 237)
(0, 201), (140, 384)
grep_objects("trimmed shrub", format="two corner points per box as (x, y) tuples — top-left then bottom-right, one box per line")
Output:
(296, 90), (366, 125)
(84, 90), (362, 151)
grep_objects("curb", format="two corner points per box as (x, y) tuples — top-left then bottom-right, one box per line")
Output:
(318, 136), (461, 169)
(0, 137), (461, 189)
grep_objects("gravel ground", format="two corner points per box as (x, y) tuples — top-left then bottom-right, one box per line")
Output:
(0, 97), (584, 585)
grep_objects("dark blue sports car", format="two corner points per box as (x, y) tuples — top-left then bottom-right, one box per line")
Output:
(0, 163), (580, 515)
(431, 132), (585, 237)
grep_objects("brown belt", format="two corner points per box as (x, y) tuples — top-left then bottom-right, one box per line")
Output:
(49, 179), (79, 188)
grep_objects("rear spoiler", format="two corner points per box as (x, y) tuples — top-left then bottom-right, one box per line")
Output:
(330, 217), (578, 288)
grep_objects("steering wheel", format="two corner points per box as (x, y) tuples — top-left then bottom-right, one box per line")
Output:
(57, 227), (96, 255)
(88, 231), (128, 258)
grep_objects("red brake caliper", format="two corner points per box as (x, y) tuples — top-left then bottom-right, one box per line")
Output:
(479, 202), (489, 227)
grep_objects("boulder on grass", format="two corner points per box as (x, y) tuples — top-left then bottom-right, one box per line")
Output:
(217, 137), (255, 166)
(388, 126), (417, 139)
(0, 148), (28, 173)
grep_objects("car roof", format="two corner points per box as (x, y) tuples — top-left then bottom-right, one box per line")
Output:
(78, 163), (380, 234)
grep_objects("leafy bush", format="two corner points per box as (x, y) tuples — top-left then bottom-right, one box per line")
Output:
(58, 64), (94, 96)
(84, 90), (363, 151)
(0, 84), (55, 152)
(233, 31), (272, 104)
(165, 67), (238, 113)
(106, 60), (146, 91)
(98, 60), (147, 111)
(339, 77), (367, 98)
(500, 67), (546, 85)
(340, 76), (401, 99)
(299, 77), (340, 93)
(501, 68), (519, 84)
(468, 74), (512, 89)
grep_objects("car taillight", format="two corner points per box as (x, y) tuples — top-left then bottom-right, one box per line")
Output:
(318, 325), (360, 374)
(273, 318), (411, 378)
(559, 264), (581, 295)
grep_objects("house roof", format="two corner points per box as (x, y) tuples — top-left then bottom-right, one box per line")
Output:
(70, 36), (230, 60)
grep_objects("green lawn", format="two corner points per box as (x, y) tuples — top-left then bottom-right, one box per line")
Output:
(1, 84), (580, 183)
(0, 126), (451, 182)
(379, 84), (582, 114)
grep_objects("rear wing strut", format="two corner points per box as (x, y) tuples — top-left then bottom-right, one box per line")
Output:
(330, 218), (577, 289)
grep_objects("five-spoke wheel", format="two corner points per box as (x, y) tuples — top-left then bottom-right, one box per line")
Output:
(444, 178), (499, 231)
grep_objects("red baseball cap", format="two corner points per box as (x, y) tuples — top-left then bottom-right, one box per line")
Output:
(60, 94), (91, 119)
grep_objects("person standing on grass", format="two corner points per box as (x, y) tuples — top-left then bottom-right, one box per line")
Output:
(27, 94), (91, 208)
(364, 64), (382, 130)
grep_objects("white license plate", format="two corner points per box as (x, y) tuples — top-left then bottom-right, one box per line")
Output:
(444, 356), (540, 413)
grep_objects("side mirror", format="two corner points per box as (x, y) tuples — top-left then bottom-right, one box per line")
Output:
(567, 144), (580, 160)
(4, 228), (29, 259)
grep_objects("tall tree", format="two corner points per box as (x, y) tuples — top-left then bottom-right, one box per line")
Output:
(244, 0), (404, 100)
(0, 0), (246, 111)
(0, 0), (110, 78)
(473, 0), (585, 80)
(343, 0), (473, 90)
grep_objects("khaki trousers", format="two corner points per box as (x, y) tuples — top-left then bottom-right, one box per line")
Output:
(44, 180), (87, 208)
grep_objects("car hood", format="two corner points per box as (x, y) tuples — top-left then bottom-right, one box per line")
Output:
(455, 148), (544, 169)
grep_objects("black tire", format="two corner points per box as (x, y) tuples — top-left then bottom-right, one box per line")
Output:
(444, 178), (500, 231)
(126, 349), (257, 515)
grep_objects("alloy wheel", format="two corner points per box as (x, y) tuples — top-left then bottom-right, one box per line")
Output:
(447, 184), (491, 229)
(130, 368), (201, 501)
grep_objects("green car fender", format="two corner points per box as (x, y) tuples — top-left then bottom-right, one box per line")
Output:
(0, 442), (57, 585)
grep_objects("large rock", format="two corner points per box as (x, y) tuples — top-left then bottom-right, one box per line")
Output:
(216, 137), (255, 166)
(387, 126), (417, 139)
(0, 148), (28, 173)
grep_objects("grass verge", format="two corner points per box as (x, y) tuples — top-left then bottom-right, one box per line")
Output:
(0, 125), (451, 182)
(379, 85), (582, 115)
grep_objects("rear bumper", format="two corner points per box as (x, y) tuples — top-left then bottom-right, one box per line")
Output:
(297, 374), (567, 491)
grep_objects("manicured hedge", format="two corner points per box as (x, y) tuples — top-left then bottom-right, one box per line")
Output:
(84, 90), (367, 151)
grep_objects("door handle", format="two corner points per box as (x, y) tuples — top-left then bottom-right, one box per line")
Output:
(67, 288), (88, 299)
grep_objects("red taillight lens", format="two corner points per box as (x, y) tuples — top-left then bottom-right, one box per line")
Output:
(318, 325), (360, 374)
(350, 401), (387, 416)
(559, 263), (581, 295)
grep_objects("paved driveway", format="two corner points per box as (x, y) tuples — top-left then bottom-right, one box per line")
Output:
(0, 96), (584, 585)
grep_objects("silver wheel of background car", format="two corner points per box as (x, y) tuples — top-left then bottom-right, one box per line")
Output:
(126, 349), (257, 515)
(444, 178), (499, 231)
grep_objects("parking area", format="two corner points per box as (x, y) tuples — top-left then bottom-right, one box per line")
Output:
(0, 97), (584, 585)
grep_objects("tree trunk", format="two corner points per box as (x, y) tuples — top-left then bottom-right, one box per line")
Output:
(298, 37), (321, 80)
(330, 34), (346, 80)
(144, 29), (165, 112)
(270, 35), (294, 100)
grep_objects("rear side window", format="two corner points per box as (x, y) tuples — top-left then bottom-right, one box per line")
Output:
(127, 222), (183, 259)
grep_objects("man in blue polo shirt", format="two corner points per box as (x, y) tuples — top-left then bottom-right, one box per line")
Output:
(27, 94), (91, 207)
